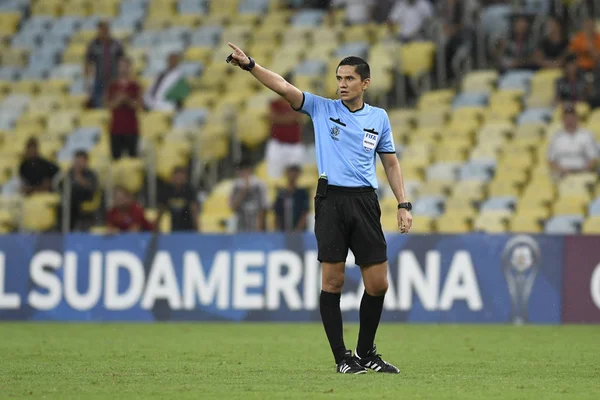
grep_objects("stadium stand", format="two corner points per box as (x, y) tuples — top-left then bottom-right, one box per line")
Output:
(0, 0), (598, 235)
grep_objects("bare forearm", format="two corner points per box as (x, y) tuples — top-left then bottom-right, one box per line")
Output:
(385, 163), (408, 203)
(250, 64), (303, 108)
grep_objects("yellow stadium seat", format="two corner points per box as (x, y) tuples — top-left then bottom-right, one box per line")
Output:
(417, 181), (451, 197)
(11, 79), (40, 95)
(582, 216), (600, 234)
(488, 180), (520, 197)
(409, 215), (435, 234)
(62, 0), (91, 16)
(185, 46), (213, 63)
(451, 106), (485, 123)
(388, 108), (416, 129)
(147, 0), (176, 17)
(417, 89), (455, 109)
(0, 12), (21, 35)
(202, 211), (233, 233)
(399, 42), (436, 77)
(79, 110), (109, 129)
(530, 68), (562, 94)
(59, 94), (87, 110)
(32, 0), (62, 16)
(90, 1), (118, 17)
(553, 196), (588, 216)
(44, 79), (71, 95)
(80, 190), (102, 214)
(139, 111), (171, 143)
(436, 214), (471, 233)
(0, 157), (17, 186)
(198, 137), (229, 162)
(433, 146), (467, 163)
(444, 197), (478, 214)
(47, 111), (79, 137)
(510, 214), (544, 233)
(450, 181), (486, 201)
(111, 158), (145, 194)
(22, 193), (60, 232)
(486, 101), (521, 121)
(473, 210), (511, 233)
(145, 209), (171, 233)
(461, 70), (498, 92)
(416, 108), (449, 129)
(26, 95), (60, 118)
(477, 120), (514, 138)
(63, 44), (88, 63)
(470, 144), (500, 160)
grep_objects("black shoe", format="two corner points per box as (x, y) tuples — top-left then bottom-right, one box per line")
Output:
(355, 345), (400, 373)
(336, 350), (367, 374)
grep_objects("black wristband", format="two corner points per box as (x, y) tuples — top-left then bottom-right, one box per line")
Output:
(398, 202), (412, 211)
(241, 57), (255, 71)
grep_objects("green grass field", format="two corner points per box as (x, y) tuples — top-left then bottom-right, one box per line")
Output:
(1, 323), (599, 399)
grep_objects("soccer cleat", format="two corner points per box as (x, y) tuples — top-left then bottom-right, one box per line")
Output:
(336, 350), (367, 374)
(355, 345), (400, 373)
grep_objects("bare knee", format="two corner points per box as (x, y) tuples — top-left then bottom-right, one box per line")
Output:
(322, 263), (345, 293)
(364, 277), (388, 297)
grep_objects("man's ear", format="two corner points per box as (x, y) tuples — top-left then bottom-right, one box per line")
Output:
(362, 78), (371, 91)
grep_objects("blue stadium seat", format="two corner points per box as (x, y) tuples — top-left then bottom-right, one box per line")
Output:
(190, 26), (222, 46)
(20, 66), (50, 80)
(480, 4), (512, 38)
(112, 14), (144, 32)
(1, 94), (30, 111)
(459, 161), (495, 181)
(132, 31), (161, 49)
(239, 0), (269, 14)
(294, 60), (326, 76)
(29, 50), (58, 69)
(452, 92), (489, 109)
(51, 64), (83, 80)
(49, 16), (82, 37)
(161, 27), (190, 44)
(588, 198), (600, 216)
(517, 108), (552, 125)
(480, 196), (517, 212)
(291, 9), (325, 26)
(524, 0), (550, 14)
(426, 162), (459, 182)
(0, 111), (19, 130)
(19, 16), (53, 35)
(498, 70), (534, 92)
(545, 215), (584, 234)
(0, 0), (30, 12)
(413, 195), (445, 217)
(121, 0), (148, 15)
(178, 0), (207, 15)
(70, 79), (87, 95)
(179, 62), (204, 78)
(336, 42), (369, 59)
(69, 127), (101, 145)
(173, 108), (209, 129)
(79, 16), (103, 32)
(0, 67), (19, 81)
(11, 32), (41, 51)
(151, 42), (186, 59)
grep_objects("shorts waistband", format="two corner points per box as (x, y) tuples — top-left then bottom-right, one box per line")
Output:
(327, 185), (375, 193)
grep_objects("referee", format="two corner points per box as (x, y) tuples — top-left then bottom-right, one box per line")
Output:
(227, 42), (413, 374)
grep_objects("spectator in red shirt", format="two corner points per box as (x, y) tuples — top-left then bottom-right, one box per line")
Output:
(106, 186), (153, 233)
(107, 57), (142, 160)
(265, 75), (305, 179)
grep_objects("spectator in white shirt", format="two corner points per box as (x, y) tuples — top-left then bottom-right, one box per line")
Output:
(547, 104), (599, 179)
(389, 0), (434, 42)
(331, 0), (375, 25)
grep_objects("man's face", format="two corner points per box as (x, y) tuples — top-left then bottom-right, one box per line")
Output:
(563, 112), (578, 131)
(286, 168), (300, 185)
(25, 143), (38, 158)
(172, 170), (187, 186)
(514, 17), (529, 35)
(98, 22), (109, 39)
(336, 65), (369, 102)
(114, 189), (130, 208)
(74, 155), (88, 170)
(238, 167), (252, 180)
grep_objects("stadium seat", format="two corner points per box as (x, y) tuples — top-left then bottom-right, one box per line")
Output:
(21, 193), (60, 232)
(399, 42), (436, 78)
(473, 210), (511, 233)
(545, 215), (584, 234)
(510, 214), (543, 233)
(582, 216), (600, 234)
(436, 213), (471, 233)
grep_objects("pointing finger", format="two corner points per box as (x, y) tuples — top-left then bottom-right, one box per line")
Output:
(228, 42), (239, 52)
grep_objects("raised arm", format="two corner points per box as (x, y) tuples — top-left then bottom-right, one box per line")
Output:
(227, 42), (304, 110)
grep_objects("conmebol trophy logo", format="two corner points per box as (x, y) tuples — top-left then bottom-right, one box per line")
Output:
(501, 235), (541, 325)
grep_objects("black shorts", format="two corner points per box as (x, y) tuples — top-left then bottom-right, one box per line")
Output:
(314, 185), (387, 266)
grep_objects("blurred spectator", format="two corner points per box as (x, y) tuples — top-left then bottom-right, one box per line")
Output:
(85, 20), (125, 108)
(547, 104), (598, 179)
(533, 17), (569, 69)
(266, 76), (305, 179)
(389, 0), (434, 42)
(273, 165), (309, 232)
(495, 15), (535, 72)
(555, 54), (591, 104)
(569, 17), (600, 72)
(106, 186), (153, 233)
(68, 150), (98, 231)
(144, 53), (191, 112)
(107, 58), (142, 160)
(19, 138), (59, 195)
(229, 160), (268, 232)
(331, 0), (374, 25)
(439, 0), (468, 81)
(158, 167), (199, 232)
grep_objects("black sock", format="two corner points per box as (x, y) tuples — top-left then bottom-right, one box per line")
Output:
(319, 290), (347, 364)
(357, 290), (385, 358)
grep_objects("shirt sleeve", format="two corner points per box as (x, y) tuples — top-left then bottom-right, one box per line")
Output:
(584, 132), (599, 161)
(292, 92), (325, 117)
(376, 110), (396, 154)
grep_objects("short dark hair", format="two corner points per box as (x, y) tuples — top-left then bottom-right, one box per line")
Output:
(74, 150), (88, 159)
(337, 56), (370, 81)
(26, 137), (38, 149)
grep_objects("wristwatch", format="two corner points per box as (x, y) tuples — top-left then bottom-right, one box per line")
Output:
(398, 202), (412, 211)
(241, 56), (255, 71)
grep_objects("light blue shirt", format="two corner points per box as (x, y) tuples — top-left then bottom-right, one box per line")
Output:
(295, 92), (395, 189)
